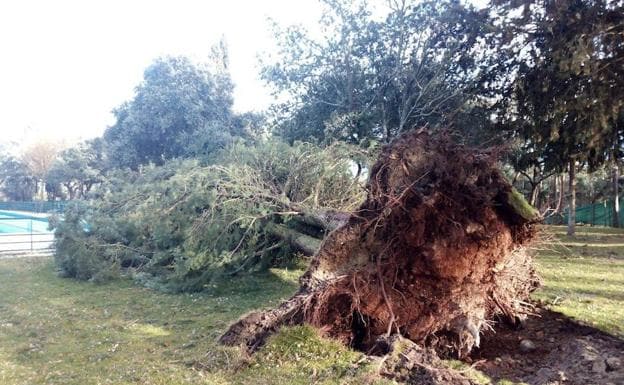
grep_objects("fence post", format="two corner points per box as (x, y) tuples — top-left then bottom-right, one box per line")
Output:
(30, 219), (33, 251)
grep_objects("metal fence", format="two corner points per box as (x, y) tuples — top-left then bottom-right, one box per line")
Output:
(544, 198), (624, 227)
(0, 211), (54, 253)
(0, 201), (69, 213)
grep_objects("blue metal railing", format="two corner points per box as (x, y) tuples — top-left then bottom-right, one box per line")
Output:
(0, 201), (69, 213)
(0, 211), (54, 252)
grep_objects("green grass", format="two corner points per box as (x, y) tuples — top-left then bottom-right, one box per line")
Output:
(444, 360), (493, 384)
(532, 225), (624, 338)
(0, 258), (386, 385)
(0, 224), (622, 384)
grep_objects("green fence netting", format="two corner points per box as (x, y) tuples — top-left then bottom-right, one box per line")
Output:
(546, 198), (624, 227)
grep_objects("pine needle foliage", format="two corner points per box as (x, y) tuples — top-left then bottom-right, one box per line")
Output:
(52, 140), (372, 292)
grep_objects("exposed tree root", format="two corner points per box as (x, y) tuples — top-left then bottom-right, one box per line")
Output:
(220, 131), (540, 361)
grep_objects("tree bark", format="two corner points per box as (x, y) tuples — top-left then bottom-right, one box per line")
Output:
(567, 159), (576, 236)
(556, 174), (564, 215)
(613, 163), (620, 228)
(530, 181), (540, 207)
(289, 206), (349, 233)
(266, 223), (322, 256)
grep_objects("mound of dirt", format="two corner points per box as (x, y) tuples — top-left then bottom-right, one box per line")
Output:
(367, 308), (624, 385)
(220, 130), (541, 358)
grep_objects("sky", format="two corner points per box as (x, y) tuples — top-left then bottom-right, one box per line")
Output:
(0, 0), (486, 150)
(0, 0), (323, 148)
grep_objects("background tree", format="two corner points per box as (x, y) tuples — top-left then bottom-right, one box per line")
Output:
(263, 0), (492, 144)
(103, 52), (237, 170)
(47, 139), (105, 200)
(20, 140), (62, 200)
(0, 157), (37, 201)
(492, 0), (624, 235)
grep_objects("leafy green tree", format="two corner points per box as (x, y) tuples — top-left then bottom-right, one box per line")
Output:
(264, 0), (491, 144)
(47, 139), (105, 200)
(179, 112), (267, 163)
(104, 53), (236, 169)
(0, 157), (37, 201)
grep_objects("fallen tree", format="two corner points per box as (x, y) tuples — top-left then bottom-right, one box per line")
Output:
(220, 131), (540, 359)
(53, 140), (371, 291)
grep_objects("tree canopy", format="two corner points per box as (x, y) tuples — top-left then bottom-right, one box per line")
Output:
(103, 53), (238, 169)
(264, 0), (493, 144)
(0, 156), (38, 201)
(493, 0), (624, 172)
(47, 139), (105, 200)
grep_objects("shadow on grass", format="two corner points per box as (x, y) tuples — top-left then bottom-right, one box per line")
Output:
(208, 269), (300, 297)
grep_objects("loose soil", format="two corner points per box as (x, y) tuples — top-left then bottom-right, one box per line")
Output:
(471, 307), (624, 385)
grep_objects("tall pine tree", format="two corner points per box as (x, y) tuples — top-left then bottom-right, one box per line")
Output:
(493, 0), (624, 235)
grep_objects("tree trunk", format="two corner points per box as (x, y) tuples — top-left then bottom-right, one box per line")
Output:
(529, 181), (540, 207)
(613, 164), (620, 228)
(567, 159), (576, 236)
(220, 132), (540, 357)
(546, 174), (564, 221)
(289, 206), (349, 233)
(529, 184), (536, 206)
(35, 180), (42, 201)
(556, 174), (564, 215)
(266, 223), (322, 256)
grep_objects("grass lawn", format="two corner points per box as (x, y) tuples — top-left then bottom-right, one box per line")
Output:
(0, 259), (388, 385)
(0, 224), (622, 384)
(533, 225), (624, 338)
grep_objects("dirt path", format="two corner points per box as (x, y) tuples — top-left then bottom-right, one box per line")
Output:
(471, 308), (624, 385)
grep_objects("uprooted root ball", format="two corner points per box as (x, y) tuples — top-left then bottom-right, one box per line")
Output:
(220, 130), (540, 358)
